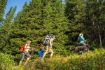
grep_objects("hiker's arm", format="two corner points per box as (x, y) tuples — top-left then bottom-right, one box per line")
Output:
(26, 47), (31, 49)
(24, 44), (31, 49)
(49, 40), (53, 47)
(82, 37), (85, 41)
(29, 47), (35, 51)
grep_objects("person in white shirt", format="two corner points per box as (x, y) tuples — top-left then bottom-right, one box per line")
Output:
(19, 40), (31, 65)
(42, 34), (55, 59)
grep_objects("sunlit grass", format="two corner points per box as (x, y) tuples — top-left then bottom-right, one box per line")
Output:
(17, 49), (105, 70)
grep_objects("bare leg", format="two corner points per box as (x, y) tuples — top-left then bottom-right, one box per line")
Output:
(42, 50), (48, 59)
(50, 48), (54, 58)
(24, 58), (30, 65)
(24, 52), (31, 65)
(19, 53), (25, 65)
(43, 46), (49, 58)
(19, 61), (23, 65)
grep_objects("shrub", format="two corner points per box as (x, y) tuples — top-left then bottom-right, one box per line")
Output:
(0, 53), (15, 70)
(16, 49), (105, 70)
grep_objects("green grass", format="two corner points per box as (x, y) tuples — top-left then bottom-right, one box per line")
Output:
(16, 49), (105, 70)
(0, 53), (15, 70)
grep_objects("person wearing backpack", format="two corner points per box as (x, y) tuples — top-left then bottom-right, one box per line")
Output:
(43, 34), (50, 46)
(75, 33), (90, 54)
(38, 46), (44, 62)
(42, 34), (55, 59)
(19, 40), (32, 65)
(78, 33), (86, 46)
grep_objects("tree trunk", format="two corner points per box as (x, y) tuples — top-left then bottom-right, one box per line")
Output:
(98, 25), (103, 48)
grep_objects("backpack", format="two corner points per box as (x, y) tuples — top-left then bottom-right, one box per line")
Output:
(19, 44), (25, 53)
(43, 39), (49, 46)
(38, 49), (44, 57)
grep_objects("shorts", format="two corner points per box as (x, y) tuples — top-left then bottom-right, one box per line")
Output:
(38, 50), (44, 57)
(21, 52), (31, 61)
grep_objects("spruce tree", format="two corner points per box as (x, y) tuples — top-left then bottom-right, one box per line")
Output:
(65, 0), (105, 47)
(41, 0), (68, 51)
(7, 0), (68, 55)
(65, 0), (86, 45)
(0, 0), (7, 22)
(13, 0), (43, 46)
(99, 0), (105, 47)
(84, 0), (104, 47)
(0, 7), (16, 53)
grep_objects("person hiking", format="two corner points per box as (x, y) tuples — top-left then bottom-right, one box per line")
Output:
(78, 33), (86, 46)
(19, 40), (32, 65)
(42, 34), (55, 59)
(38, 46), (44, 61)
(76, 33), (90, 54)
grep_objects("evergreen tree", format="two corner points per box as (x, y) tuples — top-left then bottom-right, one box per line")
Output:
(0, 0), (7, 22)
(0, 7), (16, 53)
(42, 0), (68, 51)
(65, 0), (105, 47)
(13, 0), (42, 47)
(65, 0), (86, 45)
(84, 0), (104, 47)
(99, 0), (105, 47)
(6, 0), (68, 55)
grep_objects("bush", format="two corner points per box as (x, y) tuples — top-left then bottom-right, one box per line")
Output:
(0, 53), (15, 70)
(22, 49), (105, 70)
(50, 49), (105, 70)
